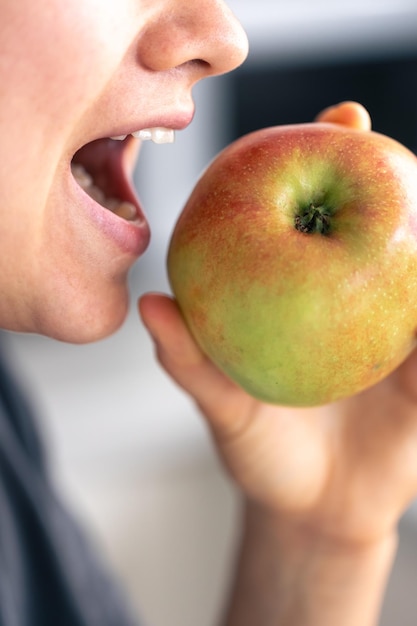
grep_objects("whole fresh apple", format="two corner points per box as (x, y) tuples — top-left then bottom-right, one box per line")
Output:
(167, 122), (417, 407)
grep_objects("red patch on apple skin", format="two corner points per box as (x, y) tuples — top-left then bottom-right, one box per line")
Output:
(168, 122), (417, 406)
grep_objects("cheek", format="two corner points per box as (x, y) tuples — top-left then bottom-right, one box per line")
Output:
(0, 1), (134, 137)
(0, 0), (139, 231)
(0, 0), (138, 339)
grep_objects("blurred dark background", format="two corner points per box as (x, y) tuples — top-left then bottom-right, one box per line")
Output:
(228, 53), (417, 152)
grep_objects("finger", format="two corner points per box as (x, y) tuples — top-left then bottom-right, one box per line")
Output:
(392, 345), (417, 403)
(139, 292), (205, 370)
(315, 101), (372, 131)
(138, 293), (247, 429)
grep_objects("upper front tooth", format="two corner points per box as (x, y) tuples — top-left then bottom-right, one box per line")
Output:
(110, 134), (127, 141)
(151, 128), (175, 144)
(132, 127), (175, 144)
(132, 129), (153, 141)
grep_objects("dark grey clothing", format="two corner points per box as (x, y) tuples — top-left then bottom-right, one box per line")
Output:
(0, 350), (140, 626)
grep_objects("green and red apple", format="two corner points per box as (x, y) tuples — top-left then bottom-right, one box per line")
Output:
(167, 122), (417, 407)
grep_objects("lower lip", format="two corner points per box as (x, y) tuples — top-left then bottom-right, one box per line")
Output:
(68, 170), (151, 258)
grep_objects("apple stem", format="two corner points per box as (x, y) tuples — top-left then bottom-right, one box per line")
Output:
(294, 204), (331, 236)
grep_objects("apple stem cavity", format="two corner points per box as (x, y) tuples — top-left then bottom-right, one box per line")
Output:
(294, 203), (332, 236)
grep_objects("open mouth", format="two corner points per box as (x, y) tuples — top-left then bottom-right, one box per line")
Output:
(70, 127), (175, 221)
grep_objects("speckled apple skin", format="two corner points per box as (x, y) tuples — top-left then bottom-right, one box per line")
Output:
(167, 123), (417, 407)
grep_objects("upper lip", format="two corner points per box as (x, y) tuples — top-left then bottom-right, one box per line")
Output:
(82, 107), (195, 151)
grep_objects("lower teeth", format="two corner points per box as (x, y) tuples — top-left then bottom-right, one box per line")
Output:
(71, 163), (137, 220)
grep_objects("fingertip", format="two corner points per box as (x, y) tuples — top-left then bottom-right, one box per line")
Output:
(138, 291), (172, 318)
(138, 292), (205, 367)
(395, 345), (417, 404)
(316, 101), (372, 131)
(138, 292), (175, 341)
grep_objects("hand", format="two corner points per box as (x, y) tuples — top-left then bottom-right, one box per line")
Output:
(139, 102), (417, 546)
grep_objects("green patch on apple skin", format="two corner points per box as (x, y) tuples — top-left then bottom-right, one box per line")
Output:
(271, 158), (358, 238)
(168, 122), (417, 407)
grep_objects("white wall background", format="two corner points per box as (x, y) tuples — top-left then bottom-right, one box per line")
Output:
(3, 2), (417, 625)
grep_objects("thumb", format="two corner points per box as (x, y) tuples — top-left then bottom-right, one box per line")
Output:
(138, 293), (245, 430)
(392, 346), (417, 403)
(315, 101), (372, 131)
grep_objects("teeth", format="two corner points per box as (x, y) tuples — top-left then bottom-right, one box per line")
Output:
(132, 128), (175, 144)
(132, 129), (153, 141)
(71, 163), (93, 188)
(111, 127), (175, 144)
(151, 127), (176, 144)
(71, 163), (137, 221)
(104, 198), (137, 220)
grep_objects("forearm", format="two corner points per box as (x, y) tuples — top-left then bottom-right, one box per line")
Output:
(222, 501), (397, 626)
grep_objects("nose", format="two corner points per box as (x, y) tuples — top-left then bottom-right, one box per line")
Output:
(137, 0), (249, 79)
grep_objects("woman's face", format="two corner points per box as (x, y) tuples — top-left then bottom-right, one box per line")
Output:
(0, 0), (247, 342)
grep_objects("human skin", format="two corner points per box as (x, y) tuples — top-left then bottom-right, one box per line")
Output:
(0, 0), (248, 343)
(1, 3), (413, 624)
(140, 103), (417, 625)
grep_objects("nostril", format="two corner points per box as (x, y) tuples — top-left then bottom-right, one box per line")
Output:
(136, 2), (248, 76)
(190, 58), (210, 68)
(184, 57), (212, 73)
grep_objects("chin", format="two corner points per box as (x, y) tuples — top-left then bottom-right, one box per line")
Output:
(37, 286), (131, 345)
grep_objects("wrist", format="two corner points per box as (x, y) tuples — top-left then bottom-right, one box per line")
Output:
(245, 498), (397, 558)
(225, 500), (398, 626)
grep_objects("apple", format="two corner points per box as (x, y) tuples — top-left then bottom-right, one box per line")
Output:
(167, 122), (417, 407)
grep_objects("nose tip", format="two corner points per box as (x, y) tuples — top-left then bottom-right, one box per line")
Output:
(137, 1), (249, 78)
(211, 3), (249, 75)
